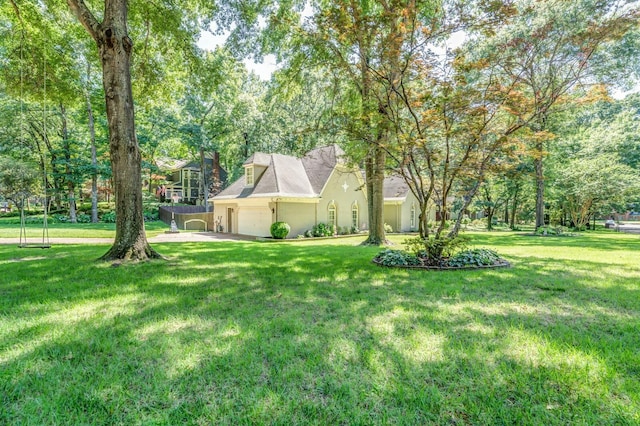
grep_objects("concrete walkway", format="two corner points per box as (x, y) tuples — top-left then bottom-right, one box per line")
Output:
(0, 231), (255, 245)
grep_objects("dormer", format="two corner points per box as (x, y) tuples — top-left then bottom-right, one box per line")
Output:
(242, 152), (271, 187)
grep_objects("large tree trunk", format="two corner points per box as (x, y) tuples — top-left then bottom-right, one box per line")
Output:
(68, 0), (159, 261)
(362, 144), (387, 245)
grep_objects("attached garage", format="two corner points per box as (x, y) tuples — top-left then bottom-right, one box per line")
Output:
(238, 207), (273, 237)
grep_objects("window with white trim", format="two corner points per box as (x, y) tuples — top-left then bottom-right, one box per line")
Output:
(245, 166), (254, 186)
(328, 202), (337, 228)
(352, 203), (359, 229)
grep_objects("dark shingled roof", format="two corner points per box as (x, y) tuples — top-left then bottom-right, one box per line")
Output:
(213, 146), (345, 200)
(302, 145), (344, 194)
(383, 175), (411, 201)
(243, 152), (272, 167)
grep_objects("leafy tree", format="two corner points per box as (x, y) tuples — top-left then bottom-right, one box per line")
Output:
(179, 47), (250, 209)
(546, 94), (640, 227)
(0, 156), (40, 208)
(255, 68), (346, 158)
(475, 179), (508, 231)
(553, 154), (639, 229)
(63, 0), (214, 260)
(491, 0), (639, 230)
(310, 0), (433, 245)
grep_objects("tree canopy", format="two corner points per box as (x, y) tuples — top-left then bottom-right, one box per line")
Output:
(0, 0), (638, 258)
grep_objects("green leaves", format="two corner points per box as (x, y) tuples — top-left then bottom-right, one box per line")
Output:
(0, 156), (41, 203)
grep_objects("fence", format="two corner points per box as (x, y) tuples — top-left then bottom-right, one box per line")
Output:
(158, 205), (215, 231)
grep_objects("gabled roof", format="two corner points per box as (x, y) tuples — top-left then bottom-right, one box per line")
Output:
(302, 145), (345, 194)
(250, 154), (314, 197)
(243, 152), (272, 167)
(214, 148), (340, 200)
(383, 175), (412, 202)
(156, 158), (193, 171)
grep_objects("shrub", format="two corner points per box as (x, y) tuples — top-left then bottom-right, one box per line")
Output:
(0, 211), (21, 218)
(448, 248), (502, 267)
(76, 213), (92, 223)
(143, 211), (159, 222)
(374, 249), (421, 267)
(384, 223), (393, 233)
(100, 211), (116, 223)
(403, 234), (470, 266)
(52, 214), (70, 223)
(270, 221), (291, 239)
(312, 222), (334, 237)
(25, 216), (46, 224)
(535, 226), (567, 236)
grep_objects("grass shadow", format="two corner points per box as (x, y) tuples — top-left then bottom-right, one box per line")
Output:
(1, 235), (639, 424)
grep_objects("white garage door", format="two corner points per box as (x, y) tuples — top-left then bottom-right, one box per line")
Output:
(238, 207), (272, 237)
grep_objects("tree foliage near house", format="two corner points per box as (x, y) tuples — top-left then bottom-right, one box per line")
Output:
(374, 0), (639, 263)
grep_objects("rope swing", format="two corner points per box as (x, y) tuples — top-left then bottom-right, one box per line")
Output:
(18, 36), (50, 249)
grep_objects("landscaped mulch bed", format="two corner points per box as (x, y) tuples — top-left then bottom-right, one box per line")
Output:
(372, 257), (511, 271)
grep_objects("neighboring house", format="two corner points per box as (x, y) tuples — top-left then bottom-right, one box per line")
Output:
(212, 145), (368, 237)
(156, 152), (227, 204)
(383, 175), (433, 233)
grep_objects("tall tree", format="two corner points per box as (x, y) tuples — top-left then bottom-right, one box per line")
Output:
(0, 156), (40, 208)
(312, 0), (430, 245)
(66, 0), (160, 260)
(493, 0), (639, 230)
(180, 47), (248, 209)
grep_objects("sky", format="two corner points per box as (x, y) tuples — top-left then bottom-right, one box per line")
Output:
(197, 31), (279, 80)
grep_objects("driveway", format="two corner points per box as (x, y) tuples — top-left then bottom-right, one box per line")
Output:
(617, 223), (640, 234)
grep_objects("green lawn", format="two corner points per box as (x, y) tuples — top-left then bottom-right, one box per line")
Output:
(1, 231), (638, 424)
(0, 220), (169, 239)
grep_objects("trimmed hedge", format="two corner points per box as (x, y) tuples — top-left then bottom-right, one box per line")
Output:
(270, 222), (291, 239)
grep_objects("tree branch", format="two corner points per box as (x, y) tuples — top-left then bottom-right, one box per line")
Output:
(66, 0), (101, 42)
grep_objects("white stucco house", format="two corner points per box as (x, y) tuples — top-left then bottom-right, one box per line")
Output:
(212, 145), (369, 237)
(212, 145), (435, 238)
(383, 174), (433, 233)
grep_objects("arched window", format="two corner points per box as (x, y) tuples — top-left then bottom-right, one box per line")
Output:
(351, 202), (359, 229)
(410, 203), (416, 230)
(328, 202), (337, 228)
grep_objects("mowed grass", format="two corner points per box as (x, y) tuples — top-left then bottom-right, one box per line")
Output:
(0, 231), (638, 424)
(0, 220), (168, 239)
